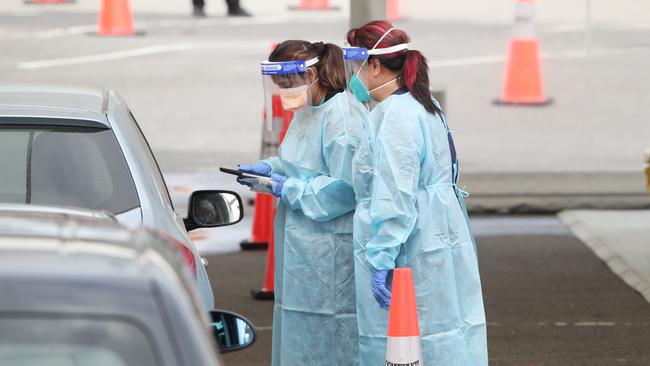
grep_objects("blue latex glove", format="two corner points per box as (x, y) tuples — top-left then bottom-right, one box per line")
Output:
(237, 174), (287, 197)
(238, 162), (271, 176)
(371, 269), (392, 309)
(270, 174), (287, 197)
(236, 176), (253, 188)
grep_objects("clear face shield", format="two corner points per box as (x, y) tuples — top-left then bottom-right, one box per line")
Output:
(343, 47), (371, 104)
(260, 57), (318, 131)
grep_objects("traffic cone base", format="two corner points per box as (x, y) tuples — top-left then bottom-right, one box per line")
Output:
(385, 336), (423, 365)
(251, 288), (275, 301)
(240, 240), (268, 250)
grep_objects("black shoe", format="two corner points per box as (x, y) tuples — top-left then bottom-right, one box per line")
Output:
(227, 8), (251, 16)
(193, 5), (206, 17)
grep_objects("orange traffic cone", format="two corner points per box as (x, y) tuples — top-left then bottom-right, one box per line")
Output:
(289, 0), (339, 11)
(495, 0), (551, 106)
(25, 0), (72, 4)
(386, 0), (401, 21)
(250, 97), (294, 300)
(240, 45), (284, 251)
(97, 0), (135, 36)
(240, 193), (274, 250)
(251, 207), (276, 300)
(385, 268), (423, 365)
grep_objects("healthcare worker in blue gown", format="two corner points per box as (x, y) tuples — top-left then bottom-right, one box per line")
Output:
(345, 21), (488, 365)
(237, 40), (364, 365)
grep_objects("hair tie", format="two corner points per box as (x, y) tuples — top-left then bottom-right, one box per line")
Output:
(312, 41), (325, 55)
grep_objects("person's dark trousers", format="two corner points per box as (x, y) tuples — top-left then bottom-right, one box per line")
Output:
(193, 0), (204, 8)
(225, 0), (240, 12)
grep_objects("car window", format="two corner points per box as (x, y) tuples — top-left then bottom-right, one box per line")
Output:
(127, 111), (174, 211)
(0, 316), (160, 366)
(0, 125), (139, 214)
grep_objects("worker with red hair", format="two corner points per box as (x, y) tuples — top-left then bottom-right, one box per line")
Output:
(345, 20), (488, 365)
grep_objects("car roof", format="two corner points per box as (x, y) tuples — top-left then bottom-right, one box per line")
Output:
(0, 210), (186, 280)
(0, 205), (122, 239)
(0, 210), (200, 309)
(0, 203), (116, 221)
(0, 84), (110, 128)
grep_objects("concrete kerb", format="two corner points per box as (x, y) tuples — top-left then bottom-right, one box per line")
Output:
(462, 172), (650, 214)
(559, 210), (650, 304)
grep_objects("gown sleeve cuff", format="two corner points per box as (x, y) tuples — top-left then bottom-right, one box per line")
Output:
(366, 249), (398, 271)
(280, 177), (304, 208)
(261, 157), (281, 175)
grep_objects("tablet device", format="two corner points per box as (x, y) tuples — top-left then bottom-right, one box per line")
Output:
(219, 167), (273, 182)
(219, 167), (244, 176)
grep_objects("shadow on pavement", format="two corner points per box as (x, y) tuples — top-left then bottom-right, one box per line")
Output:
(206, 234), (650, 365)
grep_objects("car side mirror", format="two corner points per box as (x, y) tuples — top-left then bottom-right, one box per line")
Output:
(184, 190), (244, 231)
(209, 310), (256, 353)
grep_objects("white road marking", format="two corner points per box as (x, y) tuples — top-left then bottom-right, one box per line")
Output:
(574, 321), (616, 327)
(428, 46), (650, 69)
(542, 24), (587, 34)
(16, 41), (269, 70)
(21, 44), (646, 71)
(255, 326), (273, 331)
(8, 10), (41, 17)
(29, 15), (332, 40)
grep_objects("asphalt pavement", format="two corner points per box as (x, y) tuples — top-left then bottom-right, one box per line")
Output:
(207, 217), (650, 365)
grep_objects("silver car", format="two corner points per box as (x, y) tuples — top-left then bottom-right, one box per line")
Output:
(0, 84), (231, 310)
(0, 207), (256, 366)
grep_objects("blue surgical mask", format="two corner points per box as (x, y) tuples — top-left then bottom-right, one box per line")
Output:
(349, 74), (372, 102)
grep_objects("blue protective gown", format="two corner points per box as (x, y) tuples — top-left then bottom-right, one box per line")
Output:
(263, 91), (365, 366)
(351, 92), (488, 365)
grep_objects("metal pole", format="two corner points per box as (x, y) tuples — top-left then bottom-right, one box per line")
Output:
(585, 0), (592, 57)
(350, 0), (386, 29)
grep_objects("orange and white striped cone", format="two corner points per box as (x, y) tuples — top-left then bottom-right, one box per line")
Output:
(97, 0), (136, 36)
(288, 0), (339, 11)
(250, 100), (293, 300)
(25, 0), (73, 4)
(241, 43), (282, 251)
(251, 207), (276, 300)
(385, 268), (423, 365)
(386, 0), (402, 21)
(495, 0), (551, 106)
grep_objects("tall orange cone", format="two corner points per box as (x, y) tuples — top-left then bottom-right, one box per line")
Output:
(25, 0), (72, 4)
(251, 207), (276, 300)
(240, 193), (274, 250)
(241, 44), (280, 251)
(495, 0), (551, 106)
(251, 97), (294, 300)
(386, 0), (401, 21)
(289, 0), (339, 11)
(97, 0), (135, 36)
(385, 268), (423, 365)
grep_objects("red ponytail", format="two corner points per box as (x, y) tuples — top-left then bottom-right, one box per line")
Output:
(402, 50), (419, 90)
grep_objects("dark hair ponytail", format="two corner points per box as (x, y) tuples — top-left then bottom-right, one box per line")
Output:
(347, 20), (440, 115)
(315, 43), (345, 93)
(401, 50), (439, 115)
(268, 40), (345, 94)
